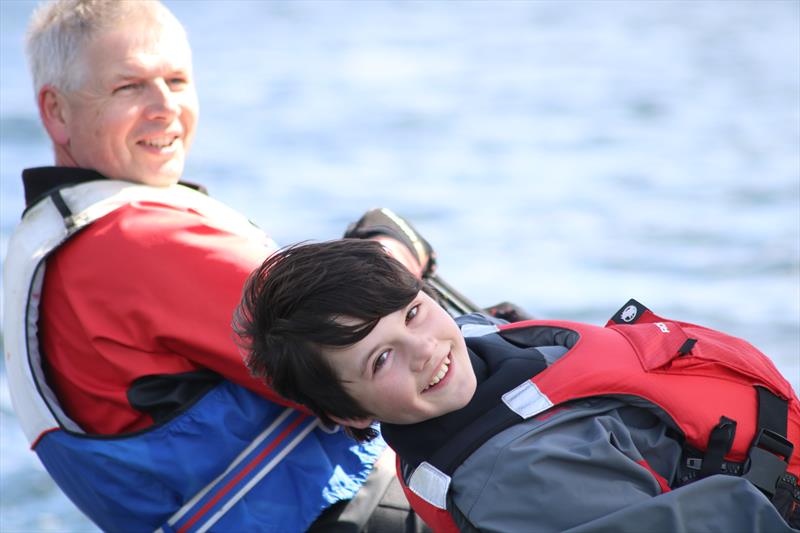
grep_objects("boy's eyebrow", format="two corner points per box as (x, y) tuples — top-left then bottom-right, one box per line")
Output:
(359, 348), (374, 377)
(358, 340), (384, 377)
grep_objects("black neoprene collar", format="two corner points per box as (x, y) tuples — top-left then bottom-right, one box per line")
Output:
(20, 166), (207, 216)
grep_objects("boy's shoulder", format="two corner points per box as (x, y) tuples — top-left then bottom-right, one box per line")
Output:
(455, 312), (507, 329)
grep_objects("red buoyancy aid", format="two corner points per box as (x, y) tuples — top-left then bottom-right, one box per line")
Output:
(400, 300), (799, 533)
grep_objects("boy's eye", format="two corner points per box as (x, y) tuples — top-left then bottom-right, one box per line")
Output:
(373, 350), (389, 374)
(405, 304), (419, 324)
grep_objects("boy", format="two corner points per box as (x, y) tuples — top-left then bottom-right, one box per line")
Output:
(235, 239), (800, 532)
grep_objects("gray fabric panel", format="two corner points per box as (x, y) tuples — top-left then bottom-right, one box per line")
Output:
(564, 475), (797, 533)
(535, 345), (570, 365)
(450, 397), (793, 532)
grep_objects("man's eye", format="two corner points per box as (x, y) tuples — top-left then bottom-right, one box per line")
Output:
(168, 77), (188, 88)
(113, 82), (141, 94)
(405, 304), (419, 324)
(373, 350), (389, 374)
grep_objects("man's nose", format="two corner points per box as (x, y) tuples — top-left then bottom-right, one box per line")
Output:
(144, 79), (180, 120)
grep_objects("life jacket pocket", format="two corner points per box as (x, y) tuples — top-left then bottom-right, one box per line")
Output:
(612, 316), (792, 399)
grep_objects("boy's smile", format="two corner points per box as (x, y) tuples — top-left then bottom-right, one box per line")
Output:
(323, 291), (477, 427)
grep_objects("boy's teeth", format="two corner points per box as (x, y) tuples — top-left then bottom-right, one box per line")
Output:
(424, 357), (451, 391)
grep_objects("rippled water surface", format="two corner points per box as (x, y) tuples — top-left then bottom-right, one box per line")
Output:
(1, 1), (798, 530)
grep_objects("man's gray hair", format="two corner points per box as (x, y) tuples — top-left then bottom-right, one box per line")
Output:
(25, 0), (186, 95)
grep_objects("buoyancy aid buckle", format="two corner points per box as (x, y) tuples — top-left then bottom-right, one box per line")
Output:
(683, 456), (744, 476)
(742, 428), (794, 497)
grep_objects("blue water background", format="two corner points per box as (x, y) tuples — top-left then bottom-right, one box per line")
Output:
(1, 0), (798, 530)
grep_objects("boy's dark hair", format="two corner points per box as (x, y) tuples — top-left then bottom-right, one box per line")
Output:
(234, 239), (428, 441)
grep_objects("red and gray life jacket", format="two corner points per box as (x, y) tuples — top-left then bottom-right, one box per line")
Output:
(388, 300), (800, 532)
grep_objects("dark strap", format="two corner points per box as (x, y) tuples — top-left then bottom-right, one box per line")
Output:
(741, 387), (793, 497)
(49, 190), (77, 230)
(700, 416), (737, 479)
(686, 386), (797, 521)
(756, 386), (789, 438)
(677, 338), (697, 355)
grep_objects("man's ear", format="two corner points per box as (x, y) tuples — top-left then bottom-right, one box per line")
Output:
(328, 413), (374, 429)
(39, 86), (70, 145)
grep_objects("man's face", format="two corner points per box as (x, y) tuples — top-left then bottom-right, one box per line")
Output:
(56, 15), (198, 185)
(324, 291), (477, 425)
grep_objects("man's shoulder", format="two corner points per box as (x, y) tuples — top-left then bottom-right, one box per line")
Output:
(45, 202), (217, 273)
(79, 201), (209, 244)
(51, 200), (268, 275)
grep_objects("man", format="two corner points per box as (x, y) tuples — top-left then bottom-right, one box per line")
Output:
(3, 1), (429, 531)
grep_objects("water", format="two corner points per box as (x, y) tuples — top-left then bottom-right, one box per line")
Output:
(1, 0), (798, 530)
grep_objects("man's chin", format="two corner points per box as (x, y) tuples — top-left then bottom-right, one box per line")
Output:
(128, 162), (184, 186)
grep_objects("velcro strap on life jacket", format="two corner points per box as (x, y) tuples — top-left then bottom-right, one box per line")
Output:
(407, 462), (452, 510)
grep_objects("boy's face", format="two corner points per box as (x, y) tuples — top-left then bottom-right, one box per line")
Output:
(323, 291), (476, 426)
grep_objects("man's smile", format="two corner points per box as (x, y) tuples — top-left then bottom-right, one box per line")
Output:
(138, 133), (180, 151)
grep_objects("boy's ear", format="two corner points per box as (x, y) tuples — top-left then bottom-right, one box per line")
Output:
(327, 413), (374, 429)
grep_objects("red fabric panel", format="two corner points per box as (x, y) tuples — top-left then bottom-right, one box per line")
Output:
(635, 459), (672, 494)
(40, 201), (296, 434)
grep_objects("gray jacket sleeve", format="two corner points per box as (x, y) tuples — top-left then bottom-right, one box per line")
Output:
(564, 475), (794, 533)
(450, 398), (795, 533)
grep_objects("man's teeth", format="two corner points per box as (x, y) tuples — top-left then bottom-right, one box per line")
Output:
(142, 136), (177, 148)
(424, 357), (450, 391)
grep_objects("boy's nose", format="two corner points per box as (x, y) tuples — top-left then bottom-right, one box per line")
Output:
(409, 335), (436, 372)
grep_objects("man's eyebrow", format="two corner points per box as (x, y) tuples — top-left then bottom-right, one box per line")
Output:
(112, 73), (139, 81)
(112, 62), (190, 79)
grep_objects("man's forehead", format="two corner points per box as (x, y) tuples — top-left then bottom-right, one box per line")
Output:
(85, 21), (192, 73)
